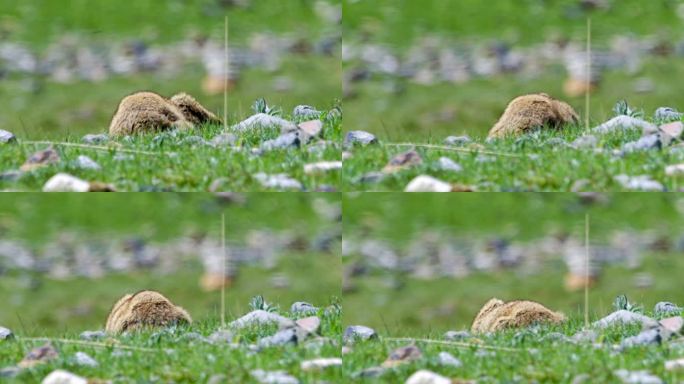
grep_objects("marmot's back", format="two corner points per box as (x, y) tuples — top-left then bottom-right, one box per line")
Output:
(488, 93), (579, 138)
(471, 298), (565, 333)
(105, 290), (192, 333)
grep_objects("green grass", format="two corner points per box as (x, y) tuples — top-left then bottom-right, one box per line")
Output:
(0, 302), (342, 383)
(0, 104), (341, 191)
(343, 316), (684, 383)
(343, 0), (682, 48)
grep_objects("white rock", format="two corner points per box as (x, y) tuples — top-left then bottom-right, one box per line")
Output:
(42, 173), (90, 192)
(304, 161), (342, 174)
(75, 155), (101, 171)
(437, 351), (462, 367)
(254, 173), (303, 190)
(300, 358), (342, 371)
(592, 116), (658, 135)
(41, 370), (88, 384)
(614, 175), (664, 192)
(232, 113), (297, 133)
(405, 175), (452, 192)
(437, 157), (463, 172)
(229, 310), (294, 329)
(405, 370), (452, 384)
(613, 369), (662, 384)
(250, 369), (299, 384)
(593, 310), (658, 329)
(665, 358), (684, 371)
(665, 164), (684, 177)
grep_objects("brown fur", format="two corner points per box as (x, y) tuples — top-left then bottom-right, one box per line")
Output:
(105, 290), (192, 333)
(471, 298), (566, 333)
(109, 92), (220, 136)
(488, 93), (579, 138)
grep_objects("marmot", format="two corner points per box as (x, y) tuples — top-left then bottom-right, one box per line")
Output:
(488, 93), (579, 138)
(109, 92), (221, 136)
(105, 290), (192, 333)
(471, 298), (566, 333)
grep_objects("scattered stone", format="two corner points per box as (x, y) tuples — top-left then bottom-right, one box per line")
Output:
(75, 155), (101, 171)
(542, 332), (572, 343)
(621, 328), (662, 348)
(614, 175), (664, 191)
(304, 161), (342, 174)
(19, 343), (58, 368)
(437, 351), (462, 367)
(572, 135), (598, 149)
(383, 150), (422, 173)
(358, 172), (386, 184)
(42, 173), (91, 192)
(622, 135), (660, 153)
(260, 132), (300, 151)
(382, 344), (422, 367)
(655, 302), (682, 317)
(593, 310), (658, 329)
(0, 366), (21, 378)
(229, 310), (294, 329)
(343, 325), (377, 344)
(290, 302), (318, 315)
(20, 147), (60, 172)
(180, 136), (210, 146)
(659, 316), (684, 334)
(210, 133), (237, 147)
(0, 327), (13, 340)
(436, 157), (463, 172)
(655, 107), (683, 123)
(207, 330), (234, 344)
(444, 330), (471, 341)
(250, 369), (299, 384)
(79, 330), (105, 341)
(613, 369), (662, 384)
(298, 120), (323, 139)
(571, 329), (598, 343)
(72, 351), (98, 367)
(660, 121), (684, 140)
(444, 135), (472, 146)
(232, 113), (297, 133)
(405, 175), (452, 192)
(344, 131), (377, 146)
(0, 170), (22, 182)
(665, 358), (684, 371)
(300, 357), (342, 371)
(353, 366), (386, 379)
(405, 370), (452, 384)
(295, 316), (321, 334)
(593, 115), (658, 135)
(0, 129), (16, 144)
(665, 164), (684, 177)
(293, 105), (321, 120)
(258, 328), (298, 348)
(253, 173), (302, 190)
(81, 134), (109, 144)
(41, 370), (87, 384)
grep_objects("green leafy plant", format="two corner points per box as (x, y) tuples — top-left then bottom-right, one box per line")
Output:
(251, 98), (282, 116)
(613, 294), (643, 313)
(612, 100), (644, 118)
(249, 295), (279, 313)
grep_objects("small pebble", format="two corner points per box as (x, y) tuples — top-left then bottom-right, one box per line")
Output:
(343, 325), (377, 344)
(344, 131), (377, 146)
(0, 129), (16, 144)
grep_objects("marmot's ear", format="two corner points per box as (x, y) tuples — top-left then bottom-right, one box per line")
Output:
(483, 298), (504, 309)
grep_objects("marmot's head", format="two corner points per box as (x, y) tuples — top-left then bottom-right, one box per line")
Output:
(105, 290), (192, 333)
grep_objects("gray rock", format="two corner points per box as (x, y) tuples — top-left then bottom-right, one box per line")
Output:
(295, 316), (321, 335)
(250, 369), (299, 384)
(614, 175), (664, 192)
(444, 135), (472, 146)
(443, 330), (471, 341)
(358, 172), (386, 184)
(180, 136), (209, 146)
(572, 135), (598, 149)
(0, 170), (22, 182)
(593, 310), (658, 329)
(73, 351), (98, 367)
(545, 138), (569, 147)
(232, 113), (297, 133)
(436, 157), (463, 172)
(260, 132), (300, 151)
(621, 328), (662, 348)
(622, 135), (660, 152)
(572, 329), (598, 343)
(542, 332), (572, 343)
(0, 129), (16, 144)
(81, 134), (108, 145)
(207, 330), (234, 344)
(229, 310), (294, 329)
(344, 131), (377, 146)
(654, 302), (682, 317)
(655, 107), (683, 123)
(437, 351), (462, 367)
(79, 330), (105, 341)
(593, 116), (658, 135)
(293, 105), (321, 120)
(343, 325), (377, 344)
(0, 366), (20, 378)
(253, 173), (303, 191)
(613, 369), (663, 384)
(0, 326), (13, 340)
(258, 328), (298, 348)
(75, 155), (101, 171)
(210, 133), (237, 147)
(290, 302), (318, 315)
(353, 366), (386, 378)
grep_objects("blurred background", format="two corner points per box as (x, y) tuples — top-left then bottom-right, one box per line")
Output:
(343, 0), (684, 140)
(0, 193), (341, 335)
(343, 193), (684, 336)
(0, 0), (341, 139)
